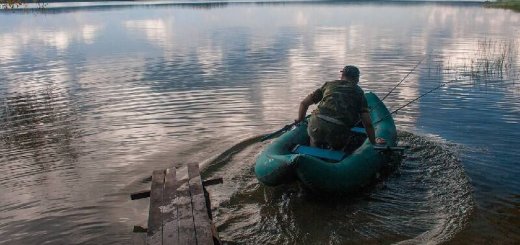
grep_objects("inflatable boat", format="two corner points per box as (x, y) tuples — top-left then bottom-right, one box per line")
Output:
(254, 92), (399, 193)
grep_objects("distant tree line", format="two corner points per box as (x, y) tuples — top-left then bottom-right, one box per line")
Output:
(1, 0), (49, 9)
(2, 0), (520, 12)
(1, 0), (118, 9)
(487, 0), (520, 11)
(1, 0), (23, 9)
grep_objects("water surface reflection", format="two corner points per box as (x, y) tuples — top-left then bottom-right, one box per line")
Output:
(0, 2), (519, 244)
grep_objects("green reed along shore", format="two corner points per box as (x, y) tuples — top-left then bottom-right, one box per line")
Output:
(486, 0), (520, 11)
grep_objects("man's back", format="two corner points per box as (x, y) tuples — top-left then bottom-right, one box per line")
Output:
(296, 65), (384, 149)
(314, 80), (367, 128)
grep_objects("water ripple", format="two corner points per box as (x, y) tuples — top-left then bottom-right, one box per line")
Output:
(0, 2), (519, 244)
(203, 131), (473, 244)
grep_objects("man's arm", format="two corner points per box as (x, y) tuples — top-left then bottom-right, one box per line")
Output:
(296, 87), (322, 122)
(297, 93), (314, 122)
(360, 112), (376, 144)
(360, 112), (386, 145)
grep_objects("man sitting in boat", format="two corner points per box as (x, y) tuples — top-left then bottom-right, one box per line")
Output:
(295, 65), (385, 152)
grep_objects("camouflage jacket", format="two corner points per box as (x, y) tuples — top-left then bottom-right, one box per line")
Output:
(310, 80), (368, 128)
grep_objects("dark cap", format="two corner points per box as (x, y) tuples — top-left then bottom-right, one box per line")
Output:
(341, 65), (360, 78)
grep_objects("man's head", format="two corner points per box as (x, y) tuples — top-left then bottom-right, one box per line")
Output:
(340, 65), (360, 82)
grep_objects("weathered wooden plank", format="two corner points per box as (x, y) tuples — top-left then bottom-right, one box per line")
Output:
(188, 163), (214, 245)
(147, 170), (165, 245)
(191, 193), (214, 245)
(176, 180), (196, 244)
(187, 163), (204, 196)
(132, 232), (147, 245)
(162, 167), (179, 245)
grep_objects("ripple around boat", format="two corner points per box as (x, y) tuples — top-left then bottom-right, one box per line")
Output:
(255, 92), (399, 194)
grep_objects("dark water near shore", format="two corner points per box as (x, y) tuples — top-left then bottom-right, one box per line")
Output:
(1, 1), (519, 244)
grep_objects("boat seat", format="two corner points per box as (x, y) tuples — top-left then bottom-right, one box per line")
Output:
(292, 145), (347, 161)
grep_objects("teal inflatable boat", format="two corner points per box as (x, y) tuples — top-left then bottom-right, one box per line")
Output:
(254, 92), (398, 194)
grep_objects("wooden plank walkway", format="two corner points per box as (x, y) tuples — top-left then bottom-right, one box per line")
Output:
(131, 163), (221, 245)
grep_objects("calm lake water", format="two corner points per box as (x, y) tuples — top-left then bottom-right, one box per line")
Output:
(1, 1), (519, 244)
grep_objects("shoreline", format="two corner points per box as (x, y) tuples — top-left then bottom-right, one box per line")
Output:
(485, 0), (520, 11)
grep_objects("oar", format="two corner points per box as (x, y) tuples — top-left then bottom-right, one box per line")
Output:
(261, 115), (312, 142)
(261, 121), (298, 142)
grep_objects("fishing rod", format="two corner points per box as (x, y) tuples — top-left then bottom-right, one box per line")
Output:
(373, 78), (460, 125)
(352, 53), (429, 127)
(381, 54), (428, 101)
(264, 54), (430, 141)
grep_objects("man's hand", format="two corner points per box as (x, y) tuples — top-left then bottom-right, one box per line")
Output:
(375, 137), (386, 145)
